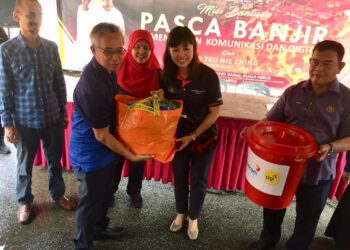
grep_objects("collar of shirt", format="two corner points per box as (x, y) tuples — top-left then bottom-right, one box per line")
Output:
(91, 57), (113, 79)
(17, 33), (43, 49)
(177, 72), (192, 88)
(302, 79), (341, 94)
(90, 57), (117, 90)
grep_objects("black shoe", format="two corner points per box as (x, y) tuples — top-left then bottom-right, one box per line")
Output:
(0, 141), (10, 154)
(94, 226), (126, 241)
(130, 193), (143, 208)
(247, 240), (274, 250)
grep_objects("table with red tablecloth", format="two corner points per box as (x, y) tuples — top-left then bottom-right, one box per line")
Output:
(34, 100), (348, 201)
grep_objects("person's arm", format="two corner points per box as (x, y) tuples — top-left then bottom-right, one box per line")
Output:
(0, 46), (18, 144)
(92, 126), (153, 162)
(317, 136), (350, 162)
(176, 105), (220, 151)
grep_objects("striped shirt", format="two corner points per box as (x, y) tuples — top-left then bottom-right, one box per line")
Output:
(0, 34), (67, 128)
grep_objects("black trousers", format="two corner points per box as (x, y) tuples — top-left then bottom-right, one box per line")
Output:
(114, 160), (145, 196)
(73, 155), (124, 249)
(325, 184), (350, 250)
(126, 161), (145, 195)
(172, 144), (216, 220)
(260, 179), (332, 250)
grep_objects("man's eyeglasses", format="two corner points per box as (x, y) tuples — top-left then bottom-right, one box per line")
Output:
(96, 47), (126, 57)
(309, 59), (339, 70)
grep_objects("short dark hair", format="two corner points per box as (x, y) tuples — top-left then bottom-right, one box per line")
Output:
(89, 22), (124, 46)
(162, 26), (200, 83)
(313, 40), (345, 62)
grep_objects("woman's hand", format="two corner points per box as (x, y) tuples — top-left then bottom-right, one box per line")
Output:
(151, 89), (165, 101)
(175, 135), (193, 151)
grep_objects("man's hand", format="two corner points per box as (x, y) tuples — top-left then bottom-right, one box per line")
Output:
(60, 117), (69, 129)
(316, 143), (332, 162)
(128, 154), (154, 162)
(4, 126), (18, 144)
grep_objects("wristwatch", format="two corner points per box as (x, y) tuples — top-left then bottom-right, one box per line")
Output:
(190, 131), (199, 141)
(327, 143), (334, 154)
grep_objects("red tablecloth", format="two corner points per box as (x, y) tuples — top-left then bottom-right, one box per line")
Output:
(34, 103), (348, 200)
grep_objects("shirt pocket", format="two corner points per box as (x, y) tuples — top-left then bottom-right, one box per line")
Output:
(13, 63), (33, 84)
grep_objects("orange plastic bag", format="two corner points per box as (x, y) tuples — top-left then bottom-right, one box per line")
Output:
(115, 94), (183, 163)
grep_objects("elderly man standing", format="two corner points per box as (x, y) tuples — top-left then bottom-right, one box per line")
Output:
(0, 0), (76, 225)
(247, 40), (350, 250)
(70, 23), (152, 250)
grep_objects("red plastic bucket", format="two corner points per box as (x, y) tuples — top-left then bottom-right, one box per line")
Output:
(244, 121), (318, 209)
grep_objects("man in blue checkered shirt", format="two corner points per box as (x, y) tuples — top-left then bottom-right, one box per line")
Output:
(0, 0), (76, 225)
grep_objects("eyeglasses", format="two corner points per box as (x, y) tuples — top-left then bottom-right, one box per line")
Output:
(96, 46), (126, 57)
(309, 59), (339, 70)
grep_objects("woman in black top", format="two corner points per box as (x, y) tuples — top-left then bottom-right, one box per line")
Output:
(161, 26), (223, 240)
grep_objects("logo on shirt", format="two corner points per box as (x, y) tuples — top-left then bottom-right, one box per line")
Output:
(191, 89), (206, 95)
(325, 105), (335, 113)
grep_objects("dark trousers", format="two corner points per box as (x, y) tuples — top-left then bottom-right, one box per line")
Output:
(260, 179), (332, 250)
(325, 184), (350, 250)
(172, 145), (216, 220)
(114, 160), (145, 196)
(74, 155), (124, 249)
(16, 123), (65, 205)
(127, 161), (145, 195)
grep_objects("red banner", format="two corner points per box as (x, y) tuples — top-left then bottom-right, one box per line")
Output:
(58, 0), (350, 97)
